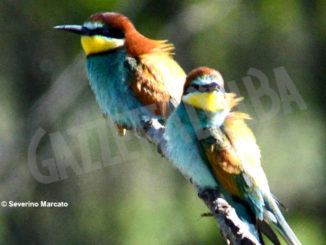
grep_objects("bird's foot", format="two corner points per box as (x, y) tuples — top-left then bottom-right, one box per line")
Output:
(114, 122), (127, 136)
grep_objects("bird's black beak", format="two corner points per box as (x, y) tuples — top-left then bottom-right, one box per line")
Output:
(53, 25), (89, 35)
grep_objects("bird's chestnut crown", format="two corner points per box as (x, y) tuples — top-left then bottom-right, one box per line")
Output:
(83, 12), (132, 39)
(184, 67), (224, 95)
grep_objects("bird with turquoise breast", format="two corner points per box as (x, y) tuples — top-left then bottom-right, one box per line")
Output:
(164, 67), (301, 245)
(54, 12), (186, 136)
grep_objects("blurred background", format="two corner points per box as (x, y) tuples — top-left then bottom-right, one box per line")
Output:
(1, 0), (325, 244)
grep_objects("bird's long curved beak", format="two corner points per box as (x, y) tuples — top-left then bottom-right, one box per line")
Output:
(53, 25), (89, 35)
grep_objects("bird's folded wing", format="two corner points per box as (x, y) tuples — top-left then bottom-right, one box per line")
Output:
(222, 112), (268, 190)
(127, 44), (186, 118)
(200, 112), (268, 218)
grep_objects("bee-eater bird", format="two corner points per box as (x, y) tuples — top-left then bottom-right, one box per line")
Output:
(54, 12), (186, 136)
(164, 67), (301, 245)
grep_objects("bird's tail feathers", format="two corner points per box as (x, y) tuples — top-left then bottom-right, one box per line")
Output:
(264, 195), (301, 245)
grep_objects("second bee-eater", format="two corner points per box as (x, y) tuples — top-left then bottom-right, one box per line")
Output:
(54, 12), (186, 136)
(164, 67), (301, 245)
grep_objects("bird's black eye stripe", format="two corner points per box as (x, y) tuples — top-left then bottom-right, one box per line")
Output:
(107, 28), (125, 39)
(87, 27), (125, 39)
(185, 83), (223, 95)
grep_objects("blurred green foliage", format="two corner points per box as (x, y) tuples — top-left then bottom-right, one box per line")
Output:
(0, 0), (325, 244)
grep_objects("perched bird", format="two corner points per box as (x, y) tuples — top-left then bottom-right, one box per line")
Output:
(54, 12), (186, 136)
(164, 67), (301, 245)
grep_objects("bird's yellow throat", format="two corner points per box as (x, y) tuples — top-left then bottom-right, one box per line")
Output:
(81, 36), (125, 56)
(182, 91), (227, 112)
